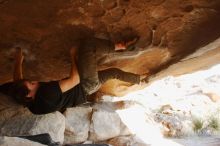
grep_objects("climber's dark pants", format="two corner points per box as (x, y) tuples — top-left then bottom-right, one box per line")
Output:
(78, 38), (140, 96)
(98, 68), (140, 84)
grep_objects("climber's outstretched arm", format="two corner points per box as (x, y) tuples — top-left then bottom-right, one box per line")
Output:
(13, 47), (24, 81)
(59, 47), (80, 93)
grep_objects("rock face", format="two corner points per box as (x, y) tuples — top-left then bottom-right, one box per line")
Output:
(0, 0), (220, 95)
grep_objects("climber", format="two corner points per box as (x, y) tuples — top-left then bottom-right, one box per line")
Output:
(0, 36), (146, 114)
(77, 35), (143, 96)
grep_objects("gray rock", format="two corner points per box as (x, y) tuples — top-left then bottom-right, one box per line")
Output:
(64, 107), (92, 144)
(0, 136), (46, 146)
(89, 102), (131, 141)
(0, 110), (65, 143)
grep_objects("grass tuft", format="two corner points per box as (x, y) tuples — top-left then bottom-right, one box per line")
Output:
(193, 118), (203, 132)
(208, 117), (219, 130)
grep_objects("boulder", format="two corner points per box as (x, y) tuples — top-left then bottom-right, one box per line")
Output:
(0, 111), (65, 143)
(89, 102), (131, 141)
(64, 106), (92, 144)
(0, 136), (46, 146)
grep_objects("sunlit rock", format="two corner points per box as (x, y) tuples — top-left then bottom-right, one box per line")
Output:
(89, 102), (131, 141)
(0, 136), (46, 146)
(63, 106), (92, 144)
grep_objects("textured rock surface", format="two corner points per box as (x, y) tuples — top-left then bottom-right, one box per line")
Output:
(151, 37), (220, 82)
(89, 102), (131, 141)
(0, 136), (46, 146)
(64, 106), (92, 144)
(0, 0), (220, 95)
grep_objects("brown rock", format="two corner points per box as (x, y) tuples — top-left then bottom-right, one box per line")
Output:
(192, 0), (220, 9)
(102, 8), (125, 23)
(150, 6), (170, 21)
(118, 0), (130, 7)
(179, 2), (194, 13)
(149, 0), (165, 6)
(85, 4), (105, 17)
(167, 9), (220, 55)
(153, 17), (183, 46)
(102, 0), (117, 10)
(92, 20), (108, 33)
(130, 0), (150, 8)
(125, 8), (145, 27)
(1, 0), (220, 96)
(135, 23), (153, 48)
